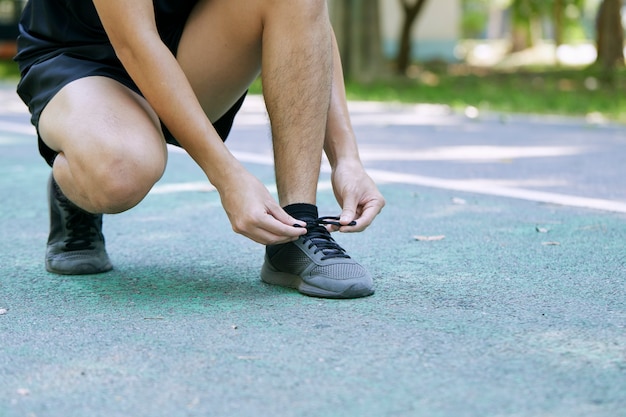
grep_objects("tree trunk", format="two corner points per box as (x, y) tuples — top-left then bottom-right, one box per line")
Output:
(595, 0), (625, 69)
(328, 0), (350, 75)
(553, 0), (563, 47)
(510, 22), (530, 52)
(509, 0), (534, 53)
(328, 0), (385, 81)
(396, 0), (429, 75)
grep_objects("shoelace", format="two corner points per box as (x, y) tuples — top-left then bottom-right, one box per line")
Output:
(59, 199), (98, 251)
(297, 216), (356, 260)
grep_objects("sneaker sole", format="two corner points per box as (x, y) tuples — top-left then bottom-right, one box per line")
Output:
(260, 262), (374, 299)
(46, 255), (113, 275)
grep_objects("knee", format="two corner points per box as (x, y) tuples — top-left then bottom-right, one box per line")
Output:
(86, 157), (165, 214)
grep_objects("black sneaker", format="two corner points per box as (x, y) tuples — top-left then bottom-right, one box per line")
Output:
(46, 175), (112, 275)
(261, 215), (374, 299)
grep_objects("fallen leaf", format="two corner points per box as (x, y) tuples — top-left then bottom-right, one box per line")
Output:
(414, 235), (446, 242)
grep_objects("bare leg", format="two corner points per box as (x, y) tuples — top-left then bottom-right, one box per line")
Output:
(177, 0), (374, 298)
(36, 77), (166, 274)
(320, 33), (385, 232)
(177, 0), (333, 207)
(38, 77), (167, 213)
(261, 2), (333, 206)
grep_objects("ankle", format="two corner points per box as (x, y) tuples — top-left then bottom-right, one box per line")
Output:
(283, 203), (318, 221)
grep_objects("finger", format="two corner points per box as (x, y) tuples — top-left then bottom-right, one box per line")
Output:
(268, 205), (307, 228)
(261, 210), (307, 239)
(340, 201), (382, 233)
(242, 228), (301, 246)
(232, 211), (306, 245)
(260, 231), (302, 245)
(238, 214), (306, 244)
(325, 224), (340, 233)
(339, 200), (358, 226)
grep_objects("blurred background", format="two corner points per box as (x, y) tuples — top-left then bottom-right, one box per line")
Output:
(0, 0), (625, 122)
(326, 0), (625, 122)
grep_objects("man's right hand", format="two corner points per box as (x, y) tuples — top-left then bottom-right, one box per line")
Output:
(216, 168), (306, 245)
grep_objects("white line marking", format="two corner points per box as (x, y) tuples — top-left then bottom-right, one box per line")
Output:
(150, 179), (333, 195)
(0, 121), (36, 135)
(358, 145), (586, 162)
(167, 148), (626, 214)
(364, 169), (626, 214)
(151, 182), (216, 194)
(2, 119), (623, 214)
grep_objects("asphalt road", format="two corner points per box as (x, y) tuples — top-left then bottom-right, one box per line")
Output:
(1, 82), (625, 417)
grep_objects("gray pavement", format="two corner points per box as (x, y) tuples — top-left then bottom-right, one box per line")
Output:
(1, 81), (625, 417)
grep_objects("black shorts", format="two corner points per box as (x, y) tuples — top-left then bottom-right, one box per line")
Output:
(15, 2), (245, 167)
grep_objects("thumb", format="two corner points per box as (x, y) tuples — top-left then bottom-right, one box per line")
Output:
(339, 201), (358, 225)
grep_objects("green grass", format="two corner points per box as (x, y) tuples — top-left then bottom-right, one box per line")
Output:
(254, 64), (625, 123)
(4, 59), (624, 123)
(0, 59), (19, 80)
(342, 65), (626, 123)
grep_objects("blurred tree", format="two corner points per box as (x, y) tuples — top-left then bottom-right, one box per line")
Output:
(461, 0), (490, 38)
(554, 0), (586, 46)
(509, 0), (548, 51)
(553, 0), (565, 46)
(595, 0), (625, 69)
(329, 0), (385, 81)
(396, 0), (430, 74)
(508, 0), (586, 51)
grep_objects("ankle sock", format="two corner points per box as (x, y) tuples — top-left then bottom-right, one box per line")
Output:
(283, 203), (318, 221)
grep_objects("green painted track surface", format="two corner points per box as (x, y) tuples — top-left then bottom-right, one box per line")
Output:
(1, 84), (625, 417)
